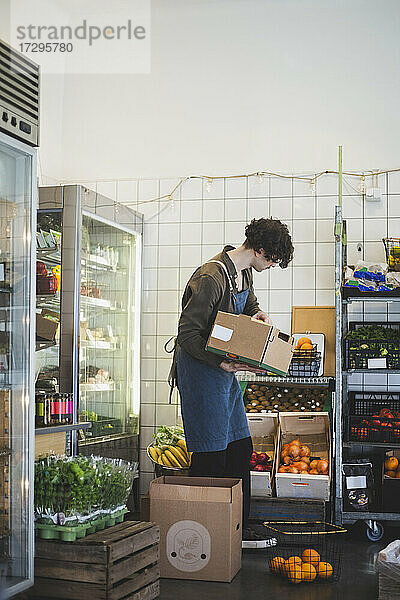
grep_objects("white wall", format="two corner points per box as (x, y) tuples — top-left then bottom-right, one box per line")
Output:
(2, 0), (400, 180)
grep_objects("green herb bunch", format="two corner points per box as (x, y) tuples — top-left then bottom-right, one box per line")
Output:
(34, 454), (134, 519)
(153, 425), (185, 450)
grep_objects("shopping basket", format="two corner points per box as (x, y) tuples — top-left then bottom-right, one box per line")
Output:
(264, 521), (347, 584)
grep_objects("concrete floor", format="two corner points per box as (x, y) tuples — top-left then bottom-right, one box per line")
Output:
(159, 528), (392, 600)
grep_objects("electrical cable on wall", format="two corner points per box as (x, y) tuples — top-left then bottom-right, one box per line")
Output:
(53, 166), (400, 208)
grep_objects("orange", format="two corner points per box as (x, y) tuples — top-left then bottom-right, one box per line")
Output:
(301, 562), (317, 582)
(284, 556), (302, 576)
(300, 342), (314, 350)
(386, 470), (397, 478)
(317, 561), (333, 579)
(287, 565), (302, 584)
(301, 549), (321, 568)
(296, 337), (312, 349)
(269, 556), (285, 574)
(385, 457), (399, 471)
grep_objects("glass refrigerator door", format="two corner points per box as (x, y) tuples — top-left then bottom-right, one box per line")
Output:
(0, 134), (35, 597)
(79, 213), (140, 443)
(36, 210), (62, 397)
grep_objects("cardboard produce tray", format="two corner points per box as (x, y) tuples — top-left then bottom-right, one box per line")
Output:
(275, 412), (331, 501)
(247, 413), (278, 498)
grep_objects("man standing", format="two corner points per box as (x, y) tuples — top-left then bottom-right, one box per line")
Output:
(174, 217), (294, 547)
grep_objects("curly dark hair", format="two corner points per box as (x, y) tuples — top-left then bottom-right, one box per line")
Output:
(244, 217), (294, 268)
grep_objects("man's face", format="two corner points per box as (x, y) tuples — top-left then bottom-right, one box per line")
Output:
(252, 249), (278, 272)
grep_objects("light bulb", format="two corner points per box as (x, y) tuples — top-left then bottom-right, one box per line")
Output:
(205, 178), (213, 194)
(359, 176), (366, 194)
(257, 173), (264, 185)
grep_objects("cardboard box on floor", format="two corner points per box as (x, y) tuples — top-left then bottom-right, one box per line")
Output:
(247, 413), (279, 498)
(276, 412), (331, 501)
(149, 476), (242, 582)
(206, 311), (295, 376)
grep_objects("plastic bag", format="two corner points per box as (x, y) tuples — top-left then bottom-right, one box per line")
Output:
(376, 540), (400, 583)
(386, 271), (400, 287)
(342, 460), (376, 512)
(34, 454), (137, 523)
(344, 278), (377, 291)
(353, 261), (387, 283)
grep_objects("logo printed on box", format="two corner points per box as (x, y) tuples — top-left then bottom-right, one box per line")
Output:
(166, 520), (211, 572)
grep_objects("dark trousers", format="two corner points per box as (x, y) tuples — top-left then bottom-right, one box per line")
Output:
(189, 436), (253, 530)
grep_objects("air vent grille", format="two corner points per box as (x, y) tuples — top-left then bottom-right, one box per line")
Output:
(0, 40), (39, 146)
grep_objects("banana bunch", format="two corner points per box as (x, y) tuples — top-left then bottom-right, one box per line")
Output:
(148, 439), (191, 469)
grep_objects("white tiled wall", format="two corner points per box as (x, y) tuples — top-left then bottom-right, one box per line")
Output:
(82, 173), (400, 493)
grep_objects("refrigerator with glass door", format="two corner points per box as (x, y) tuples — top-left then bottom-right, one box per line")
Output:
(0, 132), (36, 598)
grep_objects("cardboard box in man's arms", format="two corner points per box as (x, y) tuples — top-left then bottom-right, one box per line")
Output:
(206, 311), (294, 376)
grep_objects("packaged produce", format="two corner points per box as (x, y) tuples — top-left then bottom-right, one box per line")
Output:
(376, 540), (400, 598)
(342, 459), (376, 512)
(34, 454), (136, 526)
(352, 261), (387, 283)
(344, 259), (400, 292)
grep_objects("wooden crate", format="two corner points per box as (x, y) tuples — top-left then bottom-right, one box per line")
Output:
(28, 521), (160, 600)
(250, 496), (326, 522)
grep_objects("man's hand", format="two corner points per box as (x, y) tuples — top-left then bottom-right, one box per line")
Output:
(220, 360), (266, 374)
(253, 311), (272, 325)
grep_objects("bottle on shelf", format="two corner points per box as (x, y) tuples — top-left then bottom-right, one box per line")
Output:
(35, 392), (45, 428)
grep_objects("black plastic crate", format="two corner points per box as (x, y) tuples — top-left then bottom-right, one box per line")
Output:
(344, 322), (400, 370)
(88, 417), (122, 437)
(346, 391), (400, 444)
(264, 521), (346, 584)
(289, 345), (321, 377)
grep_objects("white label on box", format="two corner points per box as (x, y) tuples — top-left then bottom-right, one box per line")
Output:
(346, 475), (367, 489)
(211, 324), (233, 342)
(367, 358), (387, 369)
(166, 520), (211, 572)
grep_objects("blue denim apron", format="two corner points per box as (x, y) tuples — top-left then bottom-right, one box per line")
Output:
(177, 287), (251, 452)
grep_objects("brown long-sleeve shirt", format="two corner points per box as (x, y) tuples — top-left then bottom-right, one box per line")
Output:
(177, 245), (260, 368)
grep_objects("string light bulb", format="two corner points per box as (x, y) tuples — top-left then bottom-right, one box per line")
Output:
(168, 194), (175, 209)
(205, 177), (213, 193)
(256, 172), (264, 184)
(359, 175), (366, 194)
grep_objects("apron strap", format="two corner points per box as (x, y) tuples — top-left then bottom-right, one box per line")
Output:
(206, 259), (236, 294)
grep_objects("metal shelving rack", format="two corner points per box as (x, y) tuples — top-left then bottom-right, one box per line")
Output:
(334, 149), (400, 541)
